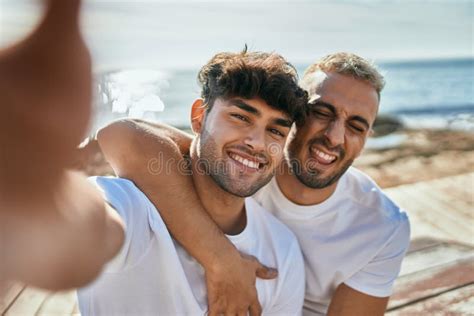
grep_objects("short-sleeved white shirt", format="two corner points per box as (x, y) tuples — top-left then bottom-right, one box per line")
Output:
(78, 177), (305, 316)
(253, 167), (410, 315)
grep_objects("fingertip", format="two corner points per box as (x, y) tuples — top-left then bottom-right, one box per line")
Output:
(265, 268), (278, 279)
(256, 267), (278, 279)
(268, 268), (278, 275)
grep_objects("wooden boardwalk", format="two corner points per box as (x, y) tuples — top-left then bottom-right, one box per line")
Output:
(385, 172), (474, 315)
(1, 173), (473, 315)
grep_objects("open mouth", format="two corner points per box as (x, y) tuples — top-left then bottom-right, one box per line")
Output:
(310, 147), (338, 166)
(228, 152), (265, 171)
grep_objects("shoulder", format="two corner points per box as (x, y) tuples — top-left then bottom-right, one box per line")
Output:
(88, 176), (157, 226)
(346, 167), (410, 248)
(89, 176), (147, 207)
(344, 168), (408, 222)
(89, 176), (140, 194)
(340, 168), (410, 250)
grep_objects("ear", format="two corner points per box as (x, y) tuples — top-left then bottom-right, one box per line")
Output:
(190, 99), (206, 134)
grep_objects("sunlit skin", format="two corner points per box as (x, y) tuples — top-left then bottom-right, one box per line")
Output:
(277, 71), (379, 205)
(0, 0), (125, 290)
(190, 97), (292, 234)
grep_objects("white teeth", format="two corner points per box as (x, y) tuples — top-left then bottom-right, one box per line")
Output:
(315, 149), (336, 162)
(230, 153), (259, 169)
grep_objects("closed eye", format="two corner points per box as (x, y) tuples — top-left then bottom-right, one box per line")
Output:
(349, 123), (365, 133)
(312, 110), (332, 119)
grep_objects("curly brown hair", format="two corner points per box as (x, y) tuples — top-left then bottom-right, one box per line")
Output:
(197, 47), (308, 125)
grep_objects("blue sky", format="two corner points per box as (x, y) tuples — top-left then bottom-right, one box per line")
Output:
(1, 0), (472, 70)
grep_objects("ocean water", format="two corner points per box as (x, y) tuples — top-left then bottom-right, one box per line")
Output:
(91, 58), (474, 133)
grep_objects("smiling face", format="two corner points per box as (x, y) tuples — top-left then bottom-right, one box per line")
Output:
(193, 97), (292, 197)
(286, 71), (379, 189)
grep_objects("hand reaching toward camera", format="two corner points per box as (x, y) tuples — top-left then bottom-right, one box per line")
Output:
(0, 0), (92, 195)
(0, 0), (124, 290)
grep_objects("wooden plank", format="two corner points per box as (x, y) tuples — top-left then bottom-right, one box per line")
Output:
(0, 282), (24, 315)
(411, 181), (473, 221)
(389, 257), (474, 310)
(406, 237), (443, 254)
(419, 179), (472, 221)
(387, 283), (474, 315)
(4, 286), (50, 316)
(399, 242), (474, 277)
(385, 190), (456, 242)
(427, 176), (474, 219)
(403, 172), (473, 197)
(441, 173), (474, 194)
(36, 290), (77, 316)
(399, 185), (472, 234)
(387, 186), (473, 243)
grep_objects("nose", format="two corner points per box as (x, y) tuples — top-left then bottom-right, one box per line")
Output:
(244, 128), (266, 152)
(324, 119), (345, 147)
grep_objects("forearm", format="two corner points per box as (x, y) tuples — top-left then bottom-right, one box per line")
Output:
(128, 119), (193, 155)
(327, 284), (389, 316)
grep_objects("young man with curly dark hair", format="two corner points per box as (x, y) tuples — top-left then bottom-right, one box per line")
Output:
(78, 49), (308, 315)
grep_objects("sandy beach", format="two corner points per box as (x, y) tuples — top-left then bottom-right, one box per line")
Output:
(355, 128), (474, 188)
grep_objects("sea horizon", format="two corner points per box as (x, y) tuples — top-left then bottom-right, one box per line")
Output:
(90, 57), (474, 136)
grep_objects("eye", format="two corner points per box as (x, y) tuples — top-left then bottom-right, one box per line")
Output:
(230, 113), (249, 122)
(312, 110), (331, 119)
(349, 123), (365, 133)
(268, 128), (285, 138)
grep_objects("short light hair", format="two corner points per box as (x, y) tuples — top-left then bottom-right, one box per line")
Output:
(302, 52), (385, 99)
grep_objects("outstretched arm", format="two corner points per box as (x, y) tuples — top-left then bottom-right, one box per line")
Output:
(97, 119), (277, 315)
(1, 0), (124, 290)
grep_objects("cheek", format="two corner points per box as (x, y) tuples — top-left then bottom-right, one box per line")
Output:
(345, 135), (366, 157)
(209, 121), (243, 142)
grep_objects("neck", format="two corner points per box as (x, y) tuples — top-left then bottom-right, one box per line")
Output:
(190, 142), (246, 235)
(276, 163), (338, 206)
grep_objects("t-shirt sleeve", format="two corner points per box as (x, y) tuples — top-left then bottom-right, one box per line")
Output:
(344, 216), (411, 297)
(89, 176), (155, 273)
(267, 239), (306, 315)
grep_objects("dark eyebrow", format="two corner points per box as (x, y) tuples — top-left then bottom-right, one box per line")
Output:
(273, 118), (293, 128)
(229, 99), (260, 116)
(311, 101), (370, 130)
(231, 99), (293, 128)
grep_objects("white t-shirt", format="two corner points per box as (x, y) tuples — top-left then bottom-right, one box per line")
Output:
(78, 177), (305, 316)
(253, 167), (410, 316)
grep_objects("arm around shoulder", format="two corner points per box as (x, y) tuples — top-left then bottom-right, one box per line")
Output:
(96, 118), (193, 178)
